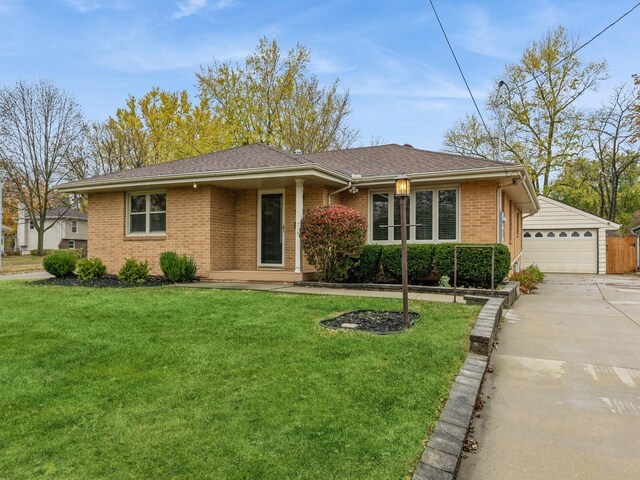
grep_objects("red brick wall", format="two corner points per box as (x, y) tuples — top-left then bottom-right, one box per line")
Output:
(211, 186), (236, 270)
(234, 190), (257, 270)
(460, 181), (498, 244)
(88, 187), (212, 275)
(88, 180), (523, 276)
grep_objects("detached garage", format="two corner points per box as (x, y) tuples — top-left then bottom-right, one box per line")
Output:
(523, 196), (620, 274)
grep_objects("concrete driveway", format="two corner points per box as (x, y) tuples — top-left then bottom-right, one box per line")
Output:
(458, 273), (640, 480)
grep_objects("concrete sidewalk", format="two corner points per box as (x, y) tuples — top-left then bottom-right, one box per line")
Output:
(175, 281), (456, 303)
(458, 274), (640, 480)
(0, 271), (52, 281)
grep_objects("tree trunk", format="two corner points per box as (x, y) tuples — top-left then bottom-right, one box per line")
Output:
(37, 226), (45, 256)
(608, 176), (618, 222)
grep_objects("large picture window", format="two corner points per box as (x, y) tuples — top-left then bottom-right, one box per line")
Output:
(128, 192), (166, 234)
(369, 188), (457, 243)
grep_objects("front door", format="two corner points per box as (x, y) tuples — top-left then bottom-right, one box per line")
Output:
(259, 192), (284, 265)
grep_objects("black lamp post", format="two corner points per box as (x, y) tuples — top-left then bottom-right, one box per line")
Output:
(395, 175), (410, 325)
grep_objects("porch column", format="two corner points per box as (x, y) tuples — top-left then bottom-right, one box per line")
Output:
(294, 179), (305, 274)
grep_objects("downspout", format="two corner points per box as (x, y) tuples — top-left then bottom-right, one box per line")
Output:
(328, 182), (352, 205)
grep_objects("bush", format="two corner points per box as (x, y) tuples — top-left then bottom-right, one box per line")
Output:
(300, 205), (367, 282)
(43, 251), (77, 278)
(434, 243), (510, 289)
(510, 264), (544, 294)
(380, 244), (436, 283)
(526, 264), (544, 283)
(346, 244), (383, 283)
(159, 251), (198, 283)
(76, 257), (107, 281)
(117, 258), (150, 284)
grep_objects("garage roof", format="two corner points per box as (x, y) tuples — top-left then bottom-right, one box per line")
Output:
(524, 196), (620, 231)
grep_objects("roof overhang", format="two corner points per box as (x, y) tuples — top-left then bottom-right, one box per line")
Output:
(354, 165), (540, 214)
(57, 164), (350, 194)
(57, 161), (540, 214)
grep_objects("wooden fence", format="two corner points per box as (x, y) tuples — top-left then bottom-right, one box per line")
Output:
(606, 236), (637, 274)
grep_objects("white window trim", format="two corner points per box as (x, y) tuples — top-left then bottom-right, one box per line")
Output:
(126, 191), (167, 236)
(368, 186), (460, 244)
(71, 220), (78, 233)
(69, 240), (75, 249)
(257, 189), (285, 268)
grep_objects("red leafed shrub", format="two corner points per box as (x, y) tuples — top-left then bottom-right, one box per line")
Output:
(300, 204), (367, 282)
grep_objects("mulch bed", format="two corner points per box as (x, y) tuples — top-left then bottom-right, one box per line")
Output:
(320, 310), (420, 334)
(29, 275), (182, 288)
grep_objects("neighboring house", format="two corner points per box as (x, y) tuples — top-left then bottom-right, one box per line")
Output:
(523, 196), (620, 274)
(1, 225), (11, 254)
(16, 206), (88, 254)
(58, 143), (539, 281)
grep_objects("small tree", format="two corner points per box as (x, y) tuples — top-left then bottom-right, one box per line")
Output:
(300, 205), (367, 282)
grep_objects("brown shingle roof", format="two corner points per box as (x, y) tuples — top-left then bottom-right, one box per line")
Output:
(305, 144), (510, 177)
(68, 143), (310, 186)
(61, 143), (513, 189)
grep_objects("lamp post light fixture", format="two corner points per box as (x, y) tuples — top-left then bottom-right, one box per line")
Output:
(395, 174), (411, 325)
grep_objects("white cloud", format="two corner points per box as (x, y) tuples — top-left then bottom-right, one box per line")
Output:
(172, 0), (234, 20)
(63, 0), (129, 12)
(89, 23), (252, 73)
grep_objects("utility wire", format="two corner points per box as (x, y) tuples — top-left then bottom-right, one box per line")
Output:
(518, 1), (640, 88)
(428, 0), (491, 137)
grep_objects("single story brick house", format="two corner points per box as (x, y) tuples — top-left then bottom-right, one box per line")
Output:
(58, 143), (539, 281)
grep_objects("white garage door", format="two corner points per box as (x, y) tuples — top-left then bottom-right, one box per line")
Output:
(523, 229), (597, 273)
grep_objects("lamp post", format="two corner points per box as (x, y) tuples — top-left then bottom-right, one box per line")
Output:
(395, 175), (411, 325)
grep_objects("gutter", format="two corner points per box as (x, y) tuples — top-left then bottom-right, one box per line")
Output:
(328, 182), (352, 205)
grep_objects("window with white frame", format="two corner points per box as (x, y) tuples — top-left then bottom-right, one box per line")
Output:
(127, 192), (166, 234)
(29, 220), (34, 230)
(71, 220), (77, 233)
(370, 188), (458, 242)
(68, 240), (75, 249)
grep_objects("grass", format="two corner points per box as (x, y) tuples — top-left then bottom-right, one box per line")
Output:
(0, 255), (44, 275)
(0, 282), (479, 479)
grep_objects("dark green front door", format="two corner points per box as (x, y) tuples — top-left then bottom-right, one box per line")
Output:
(260, 193), (283, 265)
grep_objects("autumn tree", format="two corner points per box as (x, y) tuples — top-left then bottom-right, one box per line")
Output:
(0, 80), (85, 255)
(554, 85), (640, 224)
(444, 27), (608, 195)
(197, 37), (358, 152)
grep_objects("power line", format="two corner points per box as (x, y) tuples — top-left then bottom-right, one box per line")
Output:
(427, 0), (491, 137)
(518, 1), (640, 88)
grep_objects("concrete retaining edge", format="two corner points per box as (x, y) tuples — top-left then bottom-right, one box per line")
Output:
(412, 295), (505, 480)
(293, 281), (520, 308)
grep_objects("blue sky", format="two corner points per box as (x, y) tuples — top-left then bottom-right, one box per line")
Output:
(0, 0), (638, 150)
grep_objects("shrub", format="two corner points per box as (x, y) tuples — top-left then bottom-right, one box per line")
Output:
(117, 258), (150, 284)
(42, 250), (77, 278)
(300, 205), (367, 282)
(379, 244), (436, 284)
(434, 243), (510, 289)
(346, 244), (383, 283)
(159, 251), (198, 283)
(510, 265), (544, 294)
(76, 257), (107, 281)
(526, 264), (545, 283)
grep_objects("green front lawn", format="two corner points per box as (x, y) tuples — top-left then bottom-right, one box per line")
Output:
(0, 283), (478, 479)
